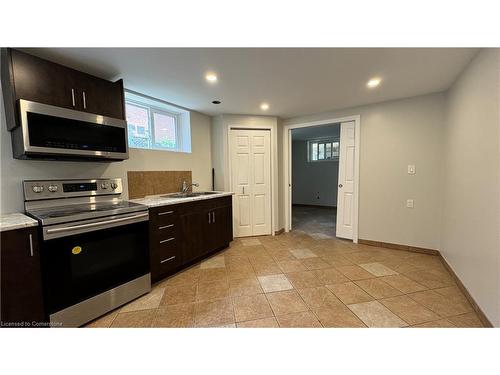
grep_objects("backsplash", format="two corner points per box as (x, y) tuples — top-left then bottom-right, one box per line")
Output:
(127, 171), (192, 199)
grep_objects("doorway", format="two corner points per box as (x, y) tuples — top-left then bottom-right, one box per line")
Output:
(283, 116), (360, 242)
(291, 123), (340, 238)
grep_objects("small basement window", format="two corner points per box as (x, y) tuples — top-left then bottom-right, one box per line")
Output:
(308, 138), (339, 162)
(125, 90), (191, 153)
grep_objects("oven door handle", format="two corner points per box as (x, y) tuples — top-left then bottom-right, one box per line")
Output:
(45, 212), (149, 236)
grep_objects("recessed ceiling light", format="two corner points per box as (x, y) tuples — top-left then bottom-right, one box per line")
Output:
(367, 77), (382, 88)
(260, 103), (269, 110)
(205, 73), (217, 82)
(212, 100), (221, 104)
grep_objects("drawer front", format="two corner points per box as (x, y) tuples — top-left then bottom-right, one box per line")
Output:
(157, 239), (179, 264)
(151, 238), (180, 281)
(153, 207), (178, 226)
(154, 222), (177, 240)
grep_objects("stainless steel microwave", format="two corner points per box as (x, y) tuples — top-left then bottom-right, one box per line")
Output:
(10, 99), (129, 161)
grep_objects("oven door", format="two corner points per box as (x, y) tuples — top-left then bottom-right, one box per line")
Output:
(41, 212), (150, 315)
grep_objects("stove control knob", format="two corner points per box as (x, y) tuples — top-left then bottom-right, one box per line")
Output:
(32, 185), (44, 193)
(101, 182), (108, 189)
(48, 185), (58, 193)
(110, 182), (118, 190)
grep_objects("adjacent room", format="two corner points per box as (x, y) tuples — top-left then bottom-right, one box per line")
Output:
(291, 123), (340, 238)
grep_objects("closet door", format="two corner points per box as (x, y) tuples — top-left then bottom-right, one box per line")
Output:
(230, 129), (271, 237)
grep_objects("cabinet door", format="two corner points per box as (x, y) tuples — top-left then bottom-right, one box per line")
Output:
(202, 197), (233, 253)
(5, 49), (125, 123)
(202, 206), (217, 254)
(77, 74), (125, 119)
(0, 227), (45, 325)
(179, 209), (205, 264)
(211, 205), (232, 251)
(10, 49), (77, 111)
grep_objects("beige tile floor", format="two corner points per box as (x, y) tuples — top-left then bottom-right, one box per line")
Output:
(86, 232), (485, 328)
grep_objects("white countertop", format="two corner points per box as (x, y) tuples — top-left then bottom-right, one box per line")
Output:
(130, 191), (234, 208)
(0, 213), (38, 232)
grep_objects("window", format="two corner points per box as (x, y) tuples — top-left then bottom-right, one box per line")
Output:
(125, 91), (191, 152)
(308, 139), (340, 162)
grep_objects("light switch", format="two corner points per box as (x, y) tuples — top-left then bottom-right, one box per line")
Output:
(408, 165), (416, 175)
(406, 199), (414, 208)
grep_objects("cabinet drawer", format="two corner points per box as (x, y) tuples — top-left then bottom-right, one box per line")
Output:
(158, 236), (177, 256)
(157, 240), (180, 272)
(154, 223), (177, 239)
(158, 243), (178, 264)
(153, 207), (178, 225)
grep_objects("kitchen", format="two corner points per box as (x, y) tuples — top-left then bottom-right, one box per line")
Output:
(0, 48), (237, 328)
(0, 5), (499, 372)
(2, 45), (498, 330)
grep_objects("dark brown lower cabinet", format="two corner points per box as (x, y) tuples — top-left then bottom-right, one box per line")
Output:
(205, 199), (233, 252)
(149, 196), (233, 282)
(1, 226), (45, 327)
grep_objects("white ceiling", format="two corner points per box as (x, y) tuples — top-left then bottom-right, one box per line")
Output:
(292, 123), (340, 140)
(22, 48), (478, 118)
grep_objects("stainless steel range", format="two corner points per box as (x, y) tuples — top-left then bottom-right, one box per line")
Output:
(24, 178), (150, 327)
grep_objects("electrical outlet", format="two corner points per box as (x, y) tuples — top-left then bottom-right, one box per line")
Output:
(408, 165), (416, 175)
(406, 199), (414, 208)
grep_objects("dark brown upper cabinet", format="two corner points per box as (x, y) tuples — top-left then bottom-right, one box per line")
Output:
(1, 48), (125, 131)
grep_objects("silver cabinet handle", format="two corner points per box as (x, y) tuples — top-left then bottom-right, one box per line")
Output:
(212, 212), (215, 223)
(208, 212), (211, 224)
(243, 186), (245, 195)
(71, 89), (76, 107)
(158, 210), (174, 216)
(82, 91), (87, 109)
(160, 256), (176, 264)
(159, 237), (175, 244)
(29, 233), (34, 257)
(158, 224), (174, 230)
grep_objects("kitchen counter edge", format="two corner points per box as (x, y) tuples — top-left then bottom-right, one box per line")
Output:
(0, 213), (38, 232)
(130, 192), (234, 208)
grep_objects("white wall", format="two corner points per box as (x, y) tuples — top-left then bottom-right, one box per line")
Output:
(0, 84), (213, 214)
(210, 115), (225, 191)
(441, 48), (500, 327)
(291, 140), (339, 207)
(284, 93), (445, 250)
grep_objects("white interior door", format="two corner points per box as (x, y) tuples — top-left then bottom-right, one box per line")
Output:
(336, 121), (356, 239)
(230, 129), (272, 237)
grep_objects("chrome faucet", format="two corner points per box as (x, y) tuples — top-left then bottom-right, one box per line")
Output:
(181, 180), (199, 194)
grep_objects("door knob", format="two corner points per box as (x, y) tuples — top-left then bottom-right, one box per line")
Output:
(338, 184), (343, 188)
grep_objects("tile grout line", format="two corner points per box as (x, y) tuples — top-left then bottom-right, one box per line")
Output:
(105, 234), (482, 328)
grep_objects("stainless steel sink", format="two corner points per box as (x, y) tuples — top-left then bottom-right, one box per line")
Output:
(161, 192), (219, 199)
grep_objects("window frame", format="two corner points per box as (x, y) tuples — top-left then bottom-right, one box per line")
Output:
(307, 137), (340, 162)
(125, 98), (183, 152)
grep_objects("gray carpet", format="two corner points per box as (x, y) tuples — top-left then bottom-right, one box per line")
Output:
(292, 205), (337, 238)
